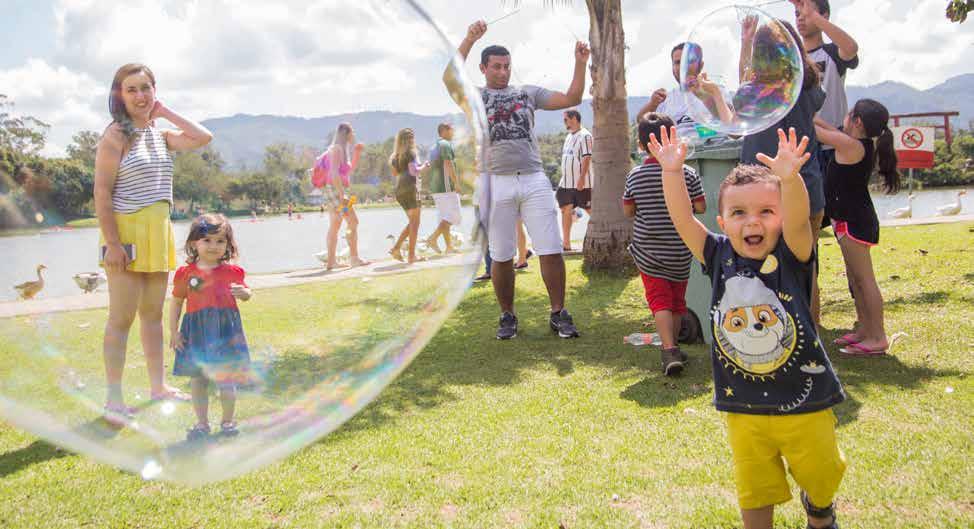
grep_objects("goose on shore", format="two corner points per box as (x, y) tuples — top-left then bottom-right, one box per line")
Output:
(936, 190), (967, 216)
(888, 194), (916, 219)
(14, 264), (47, 300)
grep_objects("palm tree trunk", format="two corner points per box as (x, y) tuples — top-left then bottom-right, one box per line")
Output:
(582, 0), (633, 274)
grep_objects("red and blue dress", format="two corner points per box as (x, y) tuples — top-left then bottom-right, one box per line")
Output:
(172, 263), (252, 387)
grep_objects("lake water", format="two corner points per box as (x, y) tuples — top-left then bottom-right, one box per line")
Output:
(1, 186), (970, 302)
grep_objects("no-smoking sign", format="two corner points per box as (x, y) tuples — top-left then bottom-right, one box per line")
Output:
(892, 126), (935, 169)
(901, 128), (924, 149)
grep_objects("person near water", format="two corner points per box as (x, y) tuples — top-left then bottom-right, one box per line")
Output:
(388, 128), (431, 264)
(426, 123), (462, 254)
(557, 109), (593, 251)
(815, 99), (899, 357)
(170, 214), (254, 441)
(94, 63), (213, 425)
(313, 122), (369, 270)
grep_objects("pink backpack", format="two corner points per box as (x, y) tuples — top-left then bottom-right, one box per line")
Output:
(311, 154), (329, 188)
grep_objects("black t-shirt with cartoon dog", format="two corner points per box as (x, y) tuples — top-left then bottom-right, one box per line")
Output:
(703, 233), (845, 415)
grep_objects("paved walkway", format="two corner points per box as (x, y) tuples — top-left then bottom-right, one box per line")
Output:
(0, 252), (478, 319)
(880, 213), (974, 227)
(3, 215), (970, 319)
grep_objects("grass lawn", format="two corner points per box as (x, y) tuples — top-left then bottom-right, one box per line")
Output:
(0, 222), (972, 528)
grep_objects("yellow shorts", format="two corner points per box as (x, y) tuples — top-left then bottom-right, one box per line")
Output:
(100, 201), (177, 273)
(724, 409), (846, 510)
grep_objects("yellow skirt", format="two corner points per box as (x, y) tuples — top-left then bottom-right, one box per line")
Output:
(100, 201), (177, 273)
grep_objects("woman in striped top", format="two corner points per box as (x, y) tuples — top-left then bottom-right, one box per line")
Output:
(94, 63), (214, 425)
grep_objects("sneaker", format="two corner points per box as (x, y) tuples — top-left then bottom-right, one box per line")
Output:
(661, 347), (685, 376)
(497, 312), (518, 340)
(474, 273), (492, 282)
(549, 309), (580, 338)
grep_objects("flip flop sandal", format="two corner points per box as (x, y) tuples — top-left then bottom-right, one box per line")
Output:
(103, 403), (137, 427)
(389, 247), (404, 262)
(219, 421), (240, 437)
(839, 342), (887, 357)
(151, 388), (191, 402)
(833, 333), (859, 346)
(186, 423), (211, 441)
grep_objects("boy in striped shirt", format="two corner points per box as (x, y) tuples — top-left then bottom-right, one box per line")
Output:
(623, 113), (706, 375)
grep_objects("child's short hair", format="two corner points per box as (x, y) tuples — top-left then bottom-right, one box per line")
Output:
(637, 112), (675, 153)
(185, 213), (239, 264)
(717, 164), (781, 212)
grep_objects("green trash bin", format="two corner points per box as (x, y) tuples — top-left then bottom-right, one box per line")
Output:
(683, 141), (742, 344)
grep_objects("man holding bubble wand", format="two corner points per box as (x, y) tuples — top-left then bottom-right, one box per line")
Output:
(445, 19), (588, 340)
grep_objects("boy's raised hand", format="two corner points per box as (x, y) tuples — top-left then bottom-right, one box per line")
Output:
(756, 127), (810, 180)
(647, 126), (688, 172)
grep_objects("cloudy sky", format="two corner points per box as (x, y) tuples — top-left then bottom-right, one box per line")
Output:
(2, 0), (971, 155)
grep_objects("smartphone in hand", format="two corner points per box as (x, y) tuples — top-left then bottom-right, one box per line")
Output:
(100, 243), (136, 263)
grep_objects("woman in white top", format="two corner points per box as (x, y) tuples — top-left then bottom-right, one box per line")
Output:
(94, 63), (213, 424)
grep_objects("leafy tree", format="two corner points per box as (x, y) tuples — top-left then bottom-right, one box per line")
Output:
(947, 0), (974, 22)
(44, 159), (95, 217)
(66, 130), (100, 169)
(0, 95), (48, 156)
(173, 145), (227, 213)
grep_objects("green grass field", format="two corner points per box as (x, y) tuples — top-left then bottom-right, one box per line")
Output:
(0, 222), (972, 528)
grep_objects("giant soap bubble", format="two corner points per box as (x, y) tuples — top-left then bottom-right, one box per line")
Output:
(679, 5), (804, 137)
(0, 0), (484, 484)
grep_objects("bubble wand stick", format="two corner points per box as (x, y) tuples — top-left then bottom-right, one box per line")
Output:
(486, 8), (521, 25)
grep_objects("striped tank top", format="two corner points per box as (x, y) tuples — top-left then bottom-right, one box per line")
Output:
(112, 126), (174, 213)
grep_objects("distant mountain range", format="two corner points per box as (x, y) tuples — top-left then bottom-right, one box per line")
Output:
(204, 74), (974, 168)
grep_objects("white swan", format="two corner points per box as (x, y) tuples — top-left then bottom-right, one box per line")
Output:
(936, 190), (967, 216)
(888, 194), (916, 219)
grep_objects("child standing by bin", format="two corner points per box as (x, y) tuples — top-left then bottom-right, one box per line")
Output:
(623, 113), (707, 375)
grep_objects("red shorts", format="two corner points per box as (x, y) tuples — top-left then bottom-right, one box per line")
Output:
(640, 273), (688, 315)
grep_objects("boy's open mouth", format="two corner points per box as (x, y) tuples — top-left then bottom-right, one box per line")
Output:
(744, 235), (764, 247)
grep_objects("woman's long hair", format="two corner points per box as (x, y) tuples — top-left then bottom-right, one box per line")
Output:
(108, 63), (156, 141)
(852, 98), (900, 194)
(389, 128), (417, 175)
(329, 122), (353, 163)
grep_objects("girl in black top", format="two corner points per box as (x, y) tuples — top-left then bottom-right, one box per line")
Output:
(814, 98), (900, 357)
(388, 128), (430, 264)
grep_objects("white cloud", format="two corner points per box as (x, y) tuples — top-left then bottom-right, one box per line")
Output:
(0, 58), (103, 156)
(1, 0), (971, 156)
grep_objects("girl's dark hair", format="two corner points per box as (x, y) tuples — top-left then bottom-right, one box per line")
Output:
(852, 98), (900, 193)
(184, 213), (239, 264)
(777, 20), (820, 91)
(109, 63), (156, 141)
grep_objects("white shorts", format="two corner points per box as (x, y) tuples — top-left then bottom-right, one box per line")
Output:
(432, 192), (462, 225)
(487, 171), (563, 262)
